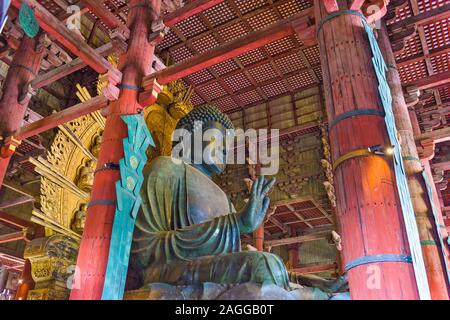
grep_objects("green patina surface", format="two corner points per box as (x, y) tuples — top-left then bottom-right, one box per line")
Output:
(129, 105), (346, 297)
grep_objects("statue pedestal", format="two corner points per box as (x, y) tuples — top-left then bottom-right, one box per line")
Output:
(27, 281), (71, 300)
(24, 236), (79, 300)
(124, 282), (335, 300)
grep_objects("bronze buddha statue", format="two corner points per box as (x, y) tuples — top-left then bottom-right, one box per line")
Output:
(129, 105), (346, 298)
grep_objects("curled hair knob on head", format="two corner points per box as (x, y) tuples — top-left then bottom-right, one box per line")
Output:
(176, 104), (234, 132)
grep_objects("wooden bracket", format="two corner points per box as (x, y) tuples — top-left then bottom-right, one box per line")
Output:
(404, 86), (420, 107)
(111, 38), (128, 56)
(292, 18), (317, 47)
(98, 69), (122, 101)
(18, 82), (37, 104)
(417, 138), (435, 161)
(390, 25), (417, 55)
(323, 0), (339, 13)
(139, 77), (162, 107)
(0, 136), (22, 158)
(362, 0), (389, 24)
(110, 25), (130, 42)
(148, 19), (170, 46)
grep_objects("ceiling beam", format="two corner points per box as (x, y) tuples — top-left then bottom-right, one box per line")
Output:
(268, 216), (289, 234)
(164, 0), (226, 26)
(286, 204), (314, 229)
(405, 71), (450, 91)
(11, 0), (121, 77)
(82, 0), (124, 30)
(32, 42), (116, 89)
(397, 45), (450, 67)
(264, 231), (330, 247)
(0, 231), (26, 244)
(0, 211), (35, 230)
(388, 3), (450, 31)
(145, 8), (314, 84)
(12, 95), (108, 141)
(290, 263), (336, 274)
(415, 127), (450, 145)
(0, 196), (33, 210)
(2, 180), (37, 201)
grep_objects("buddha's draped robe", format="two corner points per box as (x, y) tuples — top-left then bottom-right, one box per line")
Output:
(131, 157), (290, 289)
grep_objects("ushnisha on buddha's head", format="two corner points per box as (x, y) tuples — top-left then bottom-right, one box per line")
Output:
(172, 104), (234, 177)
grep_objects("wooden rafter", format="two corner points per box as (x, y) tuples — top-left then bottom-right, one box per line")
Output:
(264, 230), (330, 247)
(0, 196), (33, 210)
(409, 0), (443, 121)
(13, 95), (109, 141)
(164, 0), (226, 26)
(31, 42), (118, 89)
(0, 211), (35, 230)
(147, 8), (314, 84)
(388, 3), (450, 31)
(11, 0), (121, 77)
(82, 0), (125, 30)
(0, 231), (26, 244)
(406, 71), (450, 91)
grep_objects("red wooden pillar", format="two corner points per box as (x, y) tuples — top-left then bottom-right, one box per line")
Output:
(408, 109), (450, 250)
(288, 244), (299, 269)
(14, 259), (34, 300)
(0, 36), (44, 186)
(70, 0), (161, 300)
(378, 21), (449, 300)
(288, 227), (299, 269)
(313, 1), (419, 299)
(253, 225), (264, 251)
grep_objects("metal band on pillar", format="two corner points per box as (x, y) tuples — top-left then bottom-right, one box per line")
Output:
(329, 109), (385, 131)
(402, 156), (422, 165)
(345, 254), (413, 273)
(88, 200), (117, 208)
(9, 63), (38, 76)
(118, 83), (144, 92)
(332, 149), (372, 171)
(317, 10), (365, 36)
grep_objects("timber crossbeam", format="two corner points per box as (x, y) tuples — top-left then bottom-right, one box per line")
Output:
(143, 8), (315, 85)
(11, 0), (122, 80)
(163, 0), (226, 26)
(9, 95), (109, 143)
(264, 231), (331, 248)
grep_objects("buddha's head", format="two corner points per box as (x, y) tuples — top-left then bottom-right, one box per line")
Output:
(174, 104), (234, 177)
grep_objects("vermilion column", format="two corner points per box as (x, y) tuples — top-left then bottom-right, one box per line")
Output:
(288, 244), (299, 269)
(0, 35), (44, 186)
(288, 226), (299, 269)
(378, 21), (449, 300)
(313, 1), (419, 299)
(70, 0), (161, 300)
(253, 225), (264, 251)
(14, 259), (34, 300)
(408, 100), (450, 275)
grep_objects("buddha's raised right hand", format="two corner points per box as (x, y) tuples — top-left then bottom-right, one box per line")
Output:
(237, 176), (276, 234)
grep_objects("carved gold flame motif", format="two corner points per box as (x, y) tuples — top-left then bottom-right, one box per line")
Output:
(35, 76), (193, 238)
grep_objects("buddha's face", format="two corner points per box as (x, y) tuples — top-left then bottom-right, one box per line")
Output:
(193, 121), (230, 176)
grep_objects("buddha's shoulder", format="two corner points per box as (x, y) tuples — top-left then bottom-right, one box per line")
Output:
(147, 156), (185, 178)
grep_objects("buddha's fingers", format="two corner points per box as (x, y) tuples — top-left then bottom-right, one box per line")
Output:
(251, 175), (261, 198)
(261, 177), (276, 196)
(256, 175), (265, 195)
(261, 196), (270, 216)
